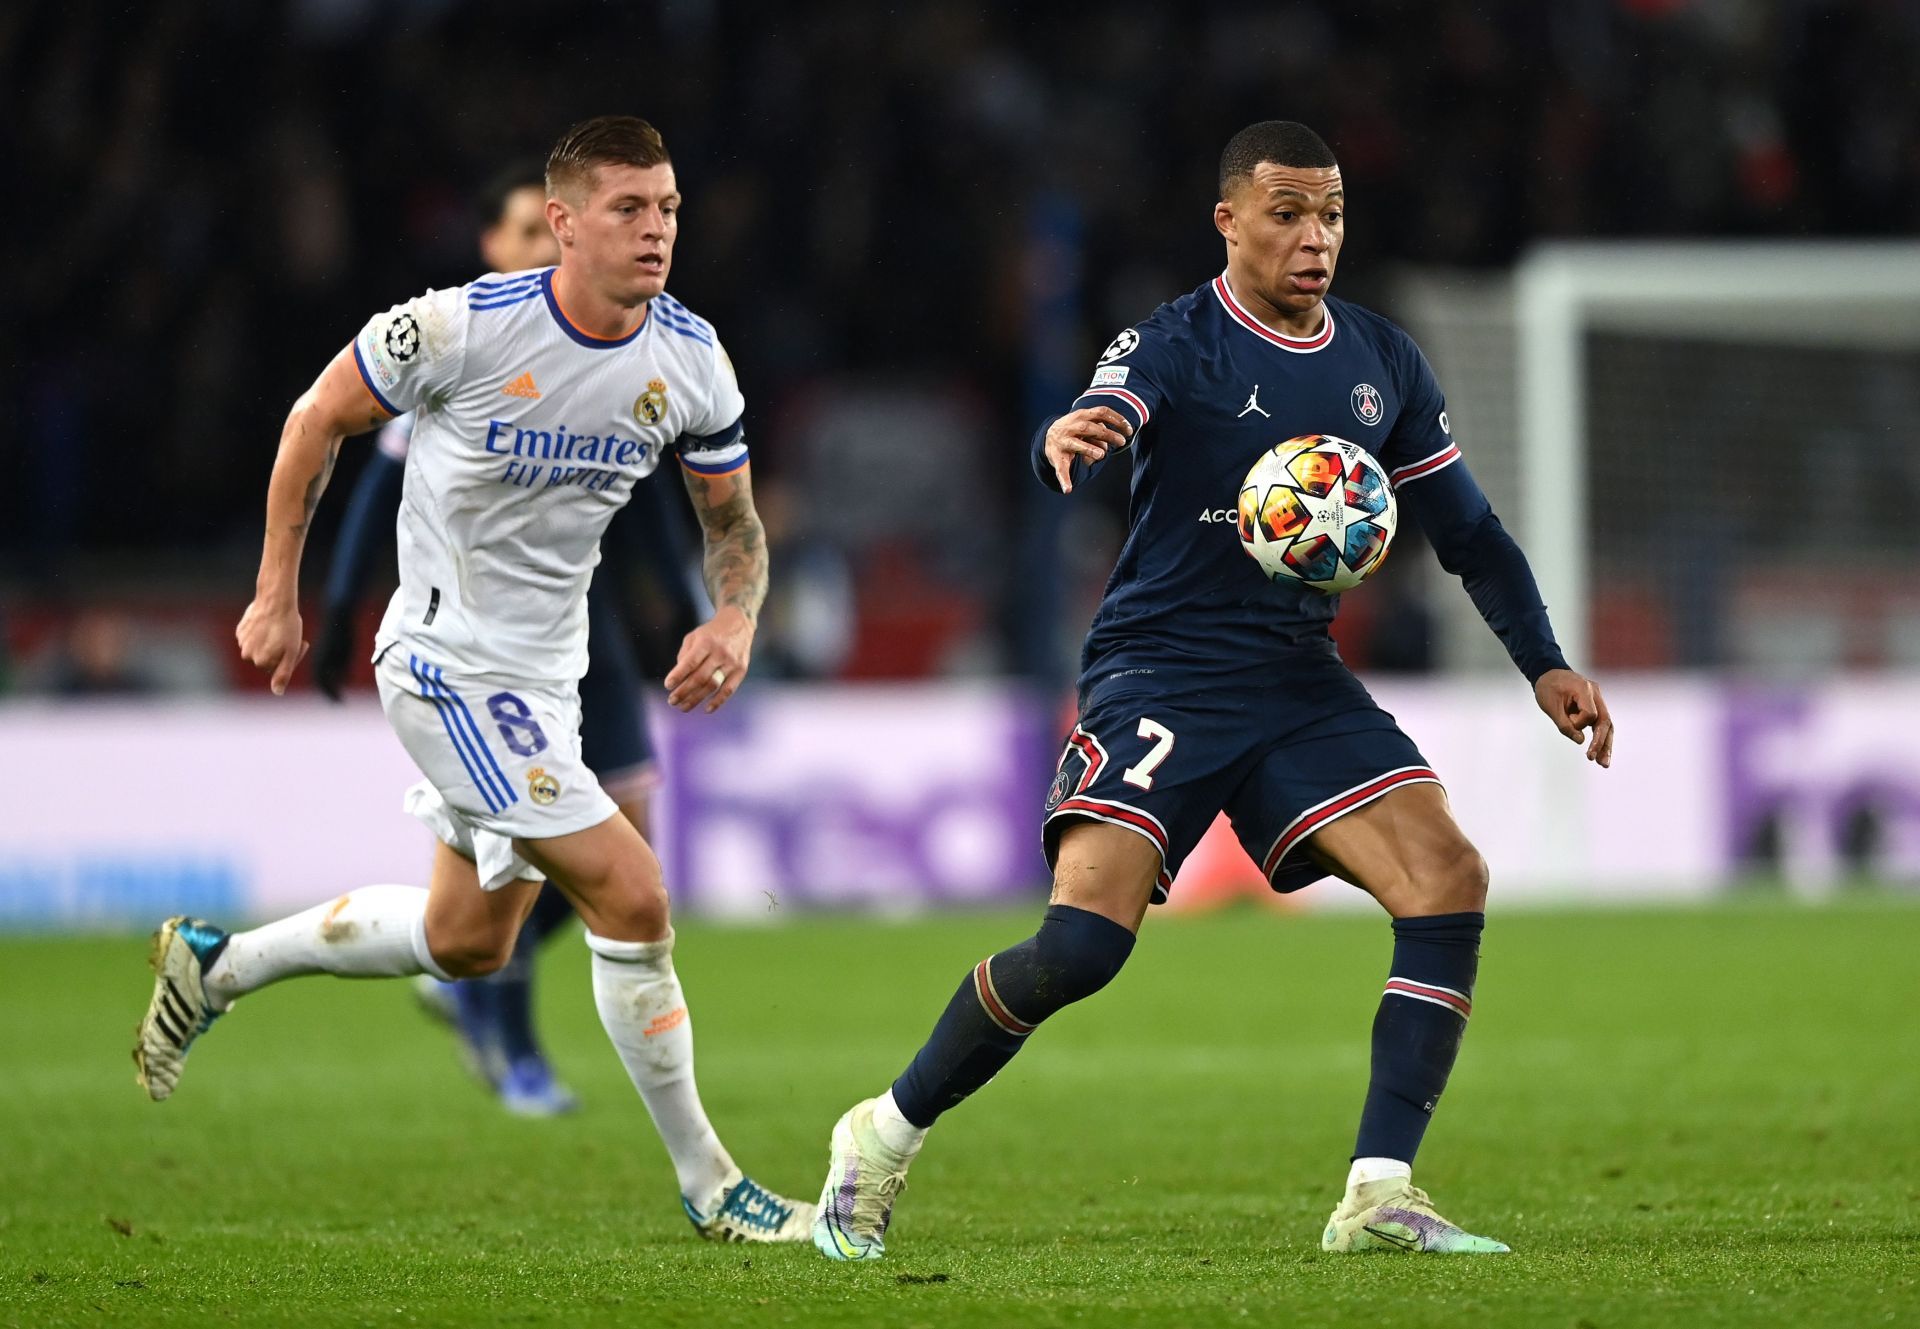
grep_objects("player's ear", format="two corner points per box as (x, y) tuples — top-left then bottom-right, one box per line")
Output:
(545, 196), (574, 246)
(1214, 198), (1238, 244)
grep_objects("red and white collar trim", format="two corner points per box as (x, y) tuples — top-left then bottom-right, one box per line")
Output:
(1212, 273), (1335, 353)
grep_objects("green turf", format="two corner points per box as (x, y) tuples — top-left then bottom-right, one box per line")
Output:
(3, 899), (1917, 1327)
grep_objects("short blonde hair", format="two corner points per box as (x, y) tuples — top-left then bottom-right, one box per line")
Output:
(545, 116), (670, 202)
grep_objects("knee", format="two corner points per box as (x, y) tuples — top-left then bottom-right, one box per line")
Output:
(582, 864), (671, 942)
(432, 931), (515, 979)
(1426, 840), (1489, 914)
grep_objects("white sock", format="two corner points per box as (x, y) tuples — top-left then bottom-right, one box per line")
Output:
(585, 930), (737, 1206)
(202, 885), (446, 1007)
(1347, 1156), (1413, 1194)
(871, 1089), (929, 1158)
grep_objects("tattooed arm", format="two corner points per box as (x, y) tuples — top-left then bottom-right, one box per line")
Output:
(236, 345), (394, 694)
(664, 462), (768, 713)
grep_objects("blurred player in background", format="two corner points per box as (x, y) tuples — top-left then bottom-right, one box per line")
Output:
(313, 163), (700, 1118)
(135, 116), (813, 1241)
(814, 121), (1614, 1260)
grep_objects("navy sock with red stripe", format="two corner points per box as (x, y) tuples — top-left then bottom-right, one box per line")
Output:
(1353, 911), (1484, 1163)
(889, 905), (1135, 1128)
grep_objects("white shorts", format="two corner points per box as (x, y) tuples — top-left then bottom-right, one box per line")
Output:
(375, 644), (619, 891)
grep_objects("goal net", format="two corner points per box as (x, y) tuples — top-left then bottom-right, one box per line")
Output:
(1396, 242), (1920, 677)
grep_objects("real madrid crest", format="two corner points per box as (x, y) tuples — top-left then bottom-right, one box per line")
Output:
(1350, 382), (1384, 427)
(527, 766), (560, 806)
(634, 378), (669, 425)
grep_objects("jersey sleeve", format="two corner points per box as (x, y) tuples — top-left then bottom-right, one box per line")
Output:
(1068, 323), (1180, 435)
(1035, 319), (1184, 492)
(351, 288), (469, 418)
(1378, 333), (1462, 488)
(678, 336), (748, 477)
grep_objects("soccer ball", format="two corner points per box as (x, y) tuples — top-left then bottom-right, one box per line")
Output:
(1235, 434), (1397, 594)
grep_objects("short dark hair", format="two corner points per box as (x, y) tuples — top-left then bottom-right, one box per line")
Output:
(1218, 121), (1337, 197)
(476, 161), (546, 227)
(545, 115), (671, 201)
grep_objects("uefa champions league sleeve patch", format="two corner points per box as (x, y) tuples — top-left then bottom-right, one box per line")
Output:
(1098, 328), (1140, 363)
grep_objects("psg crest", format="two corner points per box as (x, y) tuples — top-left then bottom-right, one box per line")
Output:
(1045, 767), (1072, 813)
(1350, 383), (1383, 427)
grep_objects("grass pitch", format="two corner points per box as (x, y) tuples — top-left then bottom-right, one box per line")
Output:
(3, 898), (1917, 1327)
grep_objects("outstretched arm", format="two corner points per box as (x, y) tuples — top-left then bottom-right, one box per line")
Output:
(236, 346), (393, 694)
(664, 461), (768, 713)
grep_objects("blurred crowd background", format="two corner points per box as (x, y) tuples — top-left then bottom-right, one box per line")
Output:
(5, 0), (1919, 695)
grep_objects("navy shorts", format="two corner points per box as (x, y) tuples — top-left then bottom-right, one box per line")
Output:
(1042, 658), (1441, 902)
(579, 578), (656, 796)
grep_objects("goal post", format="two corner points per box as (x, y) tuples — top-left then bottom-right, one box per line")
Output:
(1400, 241), (1920, 676)
(1514, 240), (1920, 671)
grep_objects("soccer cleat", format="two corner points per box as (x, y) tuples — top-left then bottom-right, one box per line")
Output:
(812, 1099), (914, 1261)
(684, 1173), (817, 1244)
(497, 1056), (579, 1118)
(1320, 1179), (1511, 1254)
(133, 917), (230, 1102)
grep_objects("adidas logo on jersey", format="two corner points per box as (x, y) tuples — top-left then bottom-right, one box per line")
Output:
(501, 372), (541, 399)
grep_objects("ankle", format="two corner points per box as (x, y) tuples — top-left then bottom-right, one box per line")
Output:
(871, 1090), (929, 1158)
(1346, 1156), (1412, 1195)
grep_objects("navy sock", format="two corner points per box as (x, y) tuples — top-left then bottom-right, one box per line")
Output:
(1353, 911), (1484, 1164)
(479, 888), (571, 1065)
(484, 948), (540, 1064)
(452, 978), (499, 1054)
(891, 904), (1135, 1128)
(464, 887), (568, 1067)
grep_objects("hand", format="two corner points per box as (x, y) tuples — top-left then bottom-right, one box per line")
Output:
(237, 596), (307, 696)
(312, 609), (355, 701)
(1533, 668), (1614, 768)
(664, 605), (754, 713)
(1045, 407), (1133, 493)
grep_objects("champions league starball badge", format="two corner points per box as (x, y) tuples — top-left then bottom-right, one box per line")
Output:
(385, 313), (421, 363)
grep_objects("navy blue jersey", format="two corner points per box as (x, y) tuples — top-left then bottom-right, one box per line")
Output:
(1036, 273), (1567, 692)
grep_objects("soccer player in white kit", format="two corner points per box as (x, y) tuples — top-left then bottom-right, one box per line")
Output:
(132, 116), (813, 1243)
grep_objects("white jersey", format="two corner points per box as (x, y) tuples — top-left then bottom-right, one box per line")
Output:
(352, 266), (746, 682)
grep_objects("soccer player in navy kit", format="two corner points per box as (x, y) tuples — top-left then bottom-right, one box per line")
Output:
(814, 121), (1615, 1259)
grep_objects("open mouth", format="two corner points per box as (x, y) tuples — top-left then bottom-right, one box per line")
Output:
(637, 253), (666, 276)
(1289, 267), (1329, 292)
